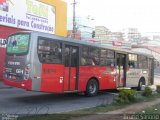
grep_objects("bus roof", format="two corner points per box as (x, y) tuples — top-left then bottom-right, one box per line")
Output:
(9, 31), (153, 58)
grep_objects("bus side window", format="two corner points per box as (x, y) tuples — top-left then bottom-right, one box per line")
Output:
(65, 47), (70, 67)
(91, 57), (96, 66)
(81, 46), (89, 65)
(38, 39), (62, 64)
(100, 49), (107, 66)
(89, 47), (100, 66)
(128, 54), (138, 68)
(106, 59), (115, 66)
(71, 47), (78, 67)
(81, 57), (86, 65)
(139, 55), (148, 69)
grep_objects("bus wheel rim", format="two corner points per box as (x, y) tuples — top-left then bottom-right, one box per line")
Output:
(140, 82), (143, 90)
(89, 83), (96, 94)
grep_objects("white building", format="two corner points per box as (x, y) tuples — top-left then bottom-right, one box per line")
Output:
(95, 26), (110, 38)
(67, 16), (95, 39)
(122, 28), (141, 42)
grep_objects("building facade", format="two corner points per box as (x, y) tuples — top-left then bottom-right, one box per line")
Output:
(95, 26), (110, 38)
(122, 28), (141, 42)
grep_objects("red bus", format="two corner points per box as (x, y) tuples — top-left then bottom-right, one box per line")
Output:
(3, 31), (154, 96)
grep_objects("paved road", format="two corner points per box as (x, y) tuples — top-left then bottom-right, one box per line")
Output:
(0, 86), (115, 115)
(0, 75), (159, 115)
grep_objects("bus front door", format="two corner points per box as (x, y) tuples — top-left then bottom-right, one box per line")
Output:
(64, 45), (79, 91)
(116, 53), (127, 87)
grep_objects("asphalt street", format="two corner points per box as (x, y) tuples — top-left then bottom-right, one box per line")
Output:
(0, 86), (115, 115)
(0, 75), (159, 115)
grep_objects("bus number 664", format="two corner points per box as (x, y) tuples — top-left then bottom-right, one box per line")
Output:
(16, 69), (23, 74)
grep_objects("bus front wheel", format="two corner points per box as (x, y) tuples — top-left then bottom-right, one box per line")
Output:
(85, 79), (99, 96)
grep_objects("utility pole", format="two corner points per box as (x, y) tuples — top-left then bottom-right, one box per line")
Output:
(72, 0), (76, 39)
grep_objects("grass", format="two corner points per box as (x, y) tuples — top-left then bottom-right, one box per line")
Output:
(140, 104), (160, 114)
(135, 104), (160, 120)
(18, 93), (160, 120)
(136, 103), (160, 114)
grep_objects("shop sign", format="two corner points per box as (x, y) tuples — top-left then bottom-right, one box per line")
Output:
(0, 0), (55, 34)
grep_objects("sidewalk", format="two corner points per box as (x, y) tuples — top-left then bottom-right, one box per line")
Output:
(0, 81), (12, 89)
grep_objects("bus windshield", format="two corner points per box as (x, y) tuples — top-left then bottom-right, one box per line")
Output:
(7, 33), (30, 54)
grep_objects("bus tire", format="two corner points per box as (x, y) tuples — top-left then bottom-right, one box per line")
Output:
(85, 79), (99, 97)
(137, 78), (145, 91)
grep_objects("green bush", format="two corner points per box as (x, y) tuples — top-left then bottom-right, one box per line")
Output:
(156, 85), (160, 93)
(114, 89), (136, 104)
(142, 86), (152, 97)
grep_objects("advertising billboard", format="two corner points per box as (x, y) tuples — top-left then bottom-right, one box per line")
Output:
(0, 0), (55, 34)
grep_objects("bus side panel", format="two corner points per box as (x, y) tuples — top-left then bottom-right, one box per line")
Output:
(126, 68), (148, 87)
(100, 67), (116, 90)
(70, 67), (76, 90)
(40, 64), (64, 93)
(63, 67), (76, 91)
(98, 67), (116, 90)
(30, 33), (42, 91)
(78, 66), (116, 92)
(78, 66), (100, 91)
(78, 66), (92, 92)
(99, 73), (115, 89)
(63, 67), (69, 91)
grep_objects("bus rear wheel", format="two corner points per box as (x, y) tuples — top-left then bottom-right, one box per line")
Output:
(86, 79), (99, 96)
(137, 78), (145, 91)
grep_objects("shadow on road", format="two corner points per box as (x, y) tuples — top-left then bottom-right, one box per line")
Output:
(11, 93), (84, 103)
(9, 91), (116, 104)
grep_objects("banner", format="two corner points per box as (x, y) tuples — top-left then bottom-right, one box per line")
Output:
(0, 0), (55, 34)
